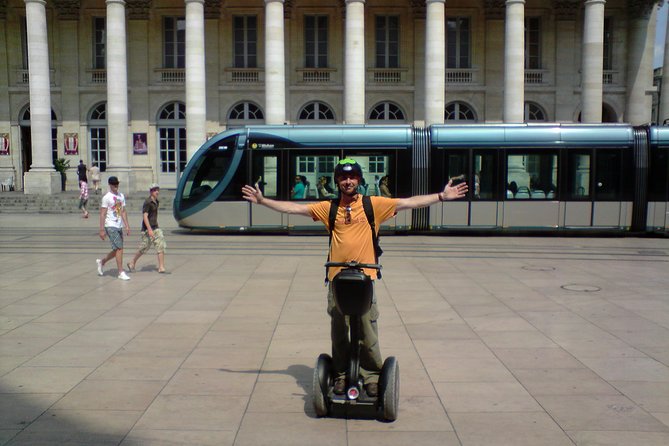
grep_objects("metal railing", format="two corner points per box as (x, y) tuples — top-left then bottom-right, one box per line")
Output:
(155, 68), (185, 83)
(225, 68), (262, 83)
(367, 68), (407, 84)
(296, 68), (335, 83)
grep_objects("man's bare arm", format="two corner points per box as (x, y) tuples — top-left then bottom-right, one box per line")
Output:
(241, 184), (312, 216)
(396, 179), (468, 212)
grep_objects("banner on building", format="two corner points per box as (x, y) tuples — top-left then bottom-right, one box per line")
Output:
(0, 133), (9, 155)
(64, 133), (78, 155)
(133, 133), (148, 155)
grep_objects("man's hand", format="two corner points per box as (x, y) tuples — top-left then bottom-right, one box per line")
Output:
(99, 229), (106, 240)
(242, 184), (264, 204)
(442, 179), (469, 200)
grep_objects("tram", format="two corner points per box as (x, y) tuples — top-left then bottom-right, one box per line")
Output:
(173, 124), (669, 234)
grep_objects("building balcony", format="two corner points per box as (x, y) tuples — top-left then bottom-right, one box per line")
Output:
(155, 68), (185, 83)
(603, 70), (618, 85)
(525, 69), (548, 84)
(15, 69), (56, 86)
(87, 69), (107, 84)
(446, 68), (479, 84)
(367, 68), (408, 84)
(224, 68), (263, 84)
(296, 68), (336, 84)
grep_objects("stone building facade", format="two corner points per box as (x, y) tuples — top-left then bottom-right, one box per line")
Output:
(0, 0), (664, 192)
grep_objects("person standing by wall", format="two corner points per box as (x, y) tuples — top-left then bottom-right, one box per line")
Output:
(96, 176), (131, 280)
(89, 163), (101, 194)
(127, 184), (166, 274)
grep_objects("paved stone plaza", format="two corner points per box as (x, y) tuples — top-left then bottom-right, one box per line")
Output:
(1, 213), (669, 445)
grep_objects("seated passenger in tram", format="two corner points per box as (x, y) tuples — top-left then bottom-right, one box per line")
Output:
(317, 176), (337, 199)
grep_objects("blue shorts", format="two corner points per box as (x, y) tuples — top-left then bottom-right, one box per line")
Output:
(105, 227), (124, 250)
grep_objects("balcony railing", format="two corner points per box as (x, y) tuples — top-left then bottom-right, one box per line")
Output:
(224, 68), (262, 84)
(88, 69), (107, 84)
(155, 68), (185, 83)
(296, 68), (336, 84)
(525, 69), (548, 84)
(367, 68), (407, 84)
(446, 68), (477, 84)
(603, 70), (618, 85)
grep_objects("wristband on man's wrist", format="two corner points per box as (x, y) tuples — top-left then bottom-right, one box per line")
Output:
(438, 192), (446, 202)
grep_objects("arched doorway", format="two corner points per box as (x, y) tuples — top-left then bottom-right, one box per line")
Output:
(157, 101), (186, 188)
(19, 105), (57, 186)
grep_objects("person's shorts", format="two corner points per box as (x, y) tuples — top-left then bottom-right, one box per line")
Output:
(105, 227), (124, 250)
(138, 228), (166, 254)
(78, 198), (88, 209)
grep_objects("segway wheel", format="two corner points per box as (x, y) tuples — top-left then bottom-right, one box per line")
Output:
(313, 353), (332, 417)
(379, 356), (399, 421)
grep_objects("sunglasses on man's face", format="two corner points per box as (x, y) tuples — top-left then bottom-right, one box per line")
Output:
(345, 205), (352, 225)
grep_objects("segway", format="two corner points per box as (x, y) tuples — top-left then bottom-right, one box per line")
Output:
(313, 261), (399, 421)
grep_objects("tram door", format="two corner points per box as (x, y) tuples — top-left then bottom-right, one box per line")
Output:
(158, 127), (187, 188)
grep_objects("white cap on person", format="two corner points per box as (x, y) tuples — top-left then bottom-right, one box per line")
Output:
(149, 183), (160, 191)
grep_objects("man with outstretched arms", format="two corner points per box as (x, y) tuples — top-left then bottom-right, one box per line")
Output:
(241, 159), (467, 397)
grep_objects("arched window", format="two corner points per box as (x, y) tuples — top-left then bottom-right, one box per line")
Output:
(228, 102), (264, 121)
(158, 101), (186, 121)
(445, 101), (477, 122)
(88, 103), (107, 171)
(157, 101), (187, 186)
(369, 102), (405, 121)
(298, 101), (335, 121)
(524, 102), (547, 122)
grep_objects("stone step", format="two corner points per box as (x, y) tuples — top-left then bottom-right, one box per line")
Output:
(0, 191), (175, 214)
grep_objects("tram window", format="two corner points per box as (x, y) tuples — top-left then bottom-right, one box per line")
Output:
(506, 153), (557, 199)
(649, 148), (669, 201)
(343, 154), (392, 197)
(179, 138), (243, 207)
(566, 153), (591, 199)
(444, 151), (468, 199)
(291, 155), (339, 200)
(473, 151), (497, 200)
(595, 150), (632, 201)
(252, 154), (278, 198)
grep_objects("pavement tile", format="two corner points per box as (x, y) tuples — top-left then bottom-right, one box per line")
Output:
(493, 347), (584, 369)
(115, 336), (200, 357)
(0, 393), (63, 430)
(535, 394), (669, 432)
(0, 366), (93, 393)
(449, 412), (580, 446)
(161, 368), (258, 396)
(24, 345), (118, 367)
(134, 395), (248, 431)
(0, 356), (31, 376)
(347, 431), (460, 446)
(577, 356), (669, 382)
(120, 429), (236, 446)
(512, 368), (620, 396)
(247, 380), (312, 414)
(434, 381), (543, 412)
(257, 357), (314, 383)
(234, 412), (346, 446)
(477, 330), (558, 349)
(423, 356), (516, 383)
(52, 379), (165, 411)
(347, 396), (454, 432)
(181, 347), (267, 369)
(87, 354), (185, 381)
(609, 381), (669, 412)
(567, 430), (669, 446)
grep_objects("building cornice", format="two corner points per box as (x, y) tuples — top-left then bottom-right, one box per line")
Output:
(204, 0), (221, 20)
(410, 0), (426, 19)
(484, 0), (505, 20)
(628, 0), (661, 20)
(53, 0), (80, 20)
(126, 0), (152, 20)
(554, 0), (580, 20)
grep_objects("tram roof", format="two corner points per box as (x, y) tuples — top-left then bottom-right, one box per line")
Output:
(242, 125), (413, 148)
(430, 123), (635, 148)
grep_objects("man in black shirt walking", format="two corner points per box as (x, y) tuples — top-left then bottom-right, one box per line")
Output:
(127, 183), (167, 273)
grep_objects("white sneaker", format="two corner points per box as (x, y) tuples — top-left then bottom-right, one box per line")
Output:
(96, 259), (104, 276)
(118, 271), (130, 281)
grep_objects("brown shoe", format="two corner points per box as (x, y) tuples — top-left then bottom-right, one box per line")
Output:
(365, 383), (378, 397)
(333, 377), (346, 395)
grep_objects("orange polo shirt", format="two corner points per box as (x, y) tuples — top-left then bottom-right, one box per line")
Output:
(308, 195), (398, 281)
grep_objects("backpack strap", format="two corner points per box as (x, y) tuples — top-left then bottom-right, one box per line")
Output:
(362, 195), (382, 279)
(325, 197), (341, 283)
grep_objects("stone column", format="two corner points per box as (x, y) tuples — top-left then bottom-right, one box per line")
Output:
(554, 4), (578, 122)
(265, 0), (286, 125)
(106, 0), (131, 188)
(0, 4), (16, 184)
(581, 0), (606, 123)
(344, 0), (365, 124)
(186, 0), (206, 161)
(425, 0), (445, 126)
(484, 4), (505, 122)
(503, 0), (525, 123)
(23, 0), (59, 194)
(659, 7), (669, 123)
(625, 3), (656, 125)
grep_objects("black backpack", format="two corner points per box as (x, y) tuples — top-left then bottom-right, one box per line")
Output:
(326, 195), (383, 281)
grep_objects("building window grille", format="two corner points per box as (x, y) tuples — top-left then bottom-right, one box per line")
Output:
(369, 102), (405, 121)
(305, 15), (328, 68)
(445, 102), (477, 122)
(525, 17), (541, 70)
(228, 102), (264, 121)
(233, 16), (257, 68)
(375, 16), (399, 68)
(524, 102), (547, 122)
(446, 17), (471, 69)
(298, 102), (335, 121)
(163, 17), (186, 69)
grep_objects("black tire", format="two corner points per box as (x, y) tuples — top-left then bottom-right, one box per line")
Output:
(313, 353), (332, 417)
(379, 356), (399, 421)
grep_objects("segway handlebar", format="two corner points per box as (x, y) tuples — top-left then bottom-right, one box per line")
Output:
(324, 261), (382, 270)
